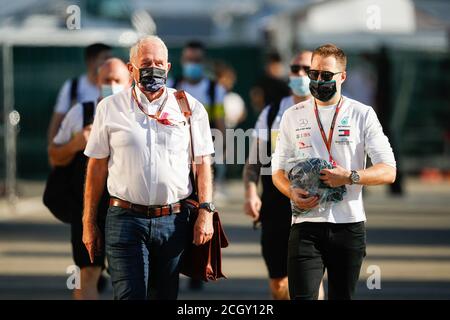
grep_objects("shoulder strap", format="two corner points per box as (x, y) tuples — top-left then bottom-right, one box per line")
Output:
(208, 79), (216, 109)
(267, 99), (281, 130)
(174, 90), (197, 195)
(69, 77), (79, 108)
(82, 101), (95, 127)
(266, 99), (282, 158)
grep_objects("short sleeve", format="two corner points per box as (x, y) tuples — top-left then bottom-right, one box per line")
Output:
(53, 104), (80, 145)
(190, 100), (215, 157)
(271, 111), (295, 172)
(54, 80), (72, 114)
(84, 101), (110, 159)
(364, 108), (396, 168)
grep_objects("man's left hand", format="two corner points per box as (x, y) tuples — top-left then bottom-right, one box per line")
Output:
(320, 165), (351, 187)
(193, 209), (214, 246)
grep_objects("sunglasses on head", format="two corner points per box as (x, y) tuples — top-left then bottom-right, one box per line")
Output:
(307, 69), (343, 81)
(290, 64), (310, 74)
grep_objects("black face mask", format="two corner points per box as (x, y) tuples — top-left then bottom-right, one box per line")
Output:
(309, 80), (337, 102)
(138, 67), (167, 92)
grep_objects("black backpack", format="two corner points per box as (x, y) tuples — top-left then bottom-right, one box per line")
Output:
(260, 98), (286, 192)
(43, 101), (95, 223)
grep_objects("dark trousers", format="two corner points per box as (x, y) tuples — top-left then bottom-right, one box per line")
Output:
(288, 221), (366, 300)
(105, 204), (190, 300)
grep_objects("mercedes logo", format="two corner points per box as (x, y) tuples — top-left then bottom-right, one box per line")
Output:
(299, 119), (308, 127)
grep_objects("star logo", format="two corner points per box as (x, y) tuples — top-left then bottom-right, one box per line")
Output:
(299, 119), (308, 127)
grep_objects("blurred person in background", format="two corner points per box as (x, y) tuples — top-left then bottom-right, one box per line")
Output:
(375, 46), (404, 196)
(214, 61), (247, 129)
(48, 58), (132, 299)
(47, 43), (112, 144)
(272, 44), (396, 300)
(82, 36), (215, 300)
(243, 50), (324, 300)
(342, 53), (377, 107)
(171, 40), (226, 134)
(249, 51), (290, 114)
(214, 61), (247, 198)
(172, 41), (227, 198)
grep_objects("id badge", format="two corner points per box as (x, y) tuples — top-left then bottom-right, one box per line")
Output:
(271, 129), (280, 154)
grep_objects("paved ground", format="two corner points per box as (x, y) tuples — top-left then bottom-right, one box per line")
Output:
(1, 178), (450, 300)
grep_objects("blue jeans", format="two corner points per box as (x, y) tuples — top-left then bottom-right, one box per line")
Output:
(105, 203), (191, 300)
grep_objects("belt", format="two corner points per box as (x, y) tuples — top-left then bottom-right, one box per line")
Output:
(109, 197), (182, 218)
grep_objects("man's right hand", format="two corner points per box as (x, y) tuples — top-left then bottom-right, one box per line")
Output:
(244, 193), (262, 221)
(71, 125), (92, 152)
(82, 221), (103, 263)
(290, 187), (319, 210)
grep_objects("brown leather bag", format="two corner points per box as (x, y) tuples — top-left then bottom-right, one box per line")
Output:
(174, 90), (229, 282)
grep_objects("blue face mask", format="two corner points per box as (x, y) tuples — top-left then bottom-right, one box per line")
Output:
(289, 76), (310, 97)
(101, 84), (124, 98)
(183, 63), (204, 81)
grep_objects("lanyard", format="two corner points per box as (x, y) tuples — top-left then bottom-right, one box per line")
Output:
(313, 96), (344, 166)
(131, 86), (172, 125)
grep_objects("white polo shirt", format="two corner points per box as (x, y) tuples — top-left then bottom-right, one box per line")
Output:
(84, 86), (215, 206)
(54, 74), (100, 114)
(272, 96), (396, 224)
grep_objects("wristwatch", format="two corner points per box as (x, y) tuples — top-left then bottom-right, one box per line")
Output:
(349, 170), (360, 185)
(199, 202), (216, 213)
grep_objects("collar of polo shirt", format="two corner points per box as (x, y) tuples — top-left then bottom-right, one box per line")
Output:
(134, 85), (168, 107)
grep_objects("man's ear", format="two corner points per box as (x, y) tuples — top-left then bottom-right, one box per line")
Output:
(340, 71), (347, 84)
(127, 62), (133, 74)
(166, 62), (172, 75)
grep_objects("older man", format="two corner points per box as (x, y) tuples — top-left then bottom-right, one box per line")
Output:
(82, 36), (215, 300)
(49, 57), (131, 299)
(272, 44), (396, 300)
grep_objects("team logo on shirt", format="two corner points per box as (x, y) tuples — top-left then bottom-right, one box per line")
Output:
(340, 116), (349, 126)
(298, 141), (312, 149)
(336, 129), (352, 145)
(299, 119), (308, 127)
(296, 119), (311, 132)
(296, 132), (311, 139)
(338, 116), (351, 129)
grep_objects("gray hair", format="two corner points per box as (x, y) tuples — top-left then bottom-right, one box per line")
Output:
(129, 35), (168, 64)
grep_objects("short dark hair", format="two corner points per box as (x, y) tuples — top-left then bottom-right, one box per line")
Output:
(266, 51), (283, 64)
(84, 43), (111, 62)
(312, 43), (347, 70)
(214, 61), (235, 78)
(184, 40), (205, 51)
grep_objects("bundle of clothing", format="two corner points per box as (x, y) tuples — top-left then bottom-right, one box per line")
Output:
(287, 157), (347, 216)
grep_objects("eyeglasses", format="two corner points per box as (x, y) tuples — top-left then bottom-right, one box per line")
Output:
(290, 64), (310, 74)
(307, 70), (343, 81)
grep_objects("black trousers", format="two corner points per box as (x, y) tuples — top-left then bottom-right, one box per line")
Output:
(288, 221), (366, 300)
